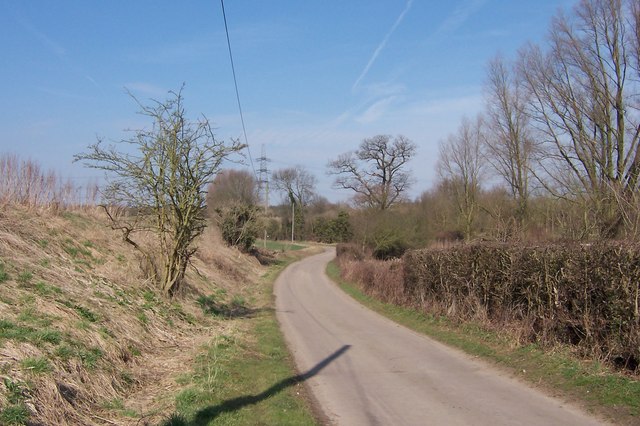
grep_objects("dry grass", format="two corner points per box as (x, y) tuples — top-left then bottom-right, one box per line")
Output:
(0, 205), (265, 425)
(337, 256), (406, 306)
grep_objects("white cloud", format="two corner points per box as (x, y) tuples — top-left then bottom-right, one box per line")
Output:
(355, 96), (398, 124)
(434, 0), (487, 37)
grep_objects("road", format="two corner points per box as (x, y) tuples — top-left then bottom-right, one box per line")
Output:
(274, 248), (606, 426)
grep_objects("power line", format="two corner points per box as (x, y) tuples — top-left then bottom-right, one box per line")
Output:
(220, 0), (257, 179)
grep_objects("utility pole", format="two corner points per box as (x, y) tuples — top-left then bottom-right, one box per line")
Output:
(257, 145), (270, 248)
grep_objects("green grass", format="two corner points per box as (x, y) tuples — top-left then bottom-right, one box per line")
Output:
(20, 356), (51, 374)
(16, 271), (33, 285)
(254, 239), (306, 252)
(34, 281), (63, 297)
(326, 261), (640, 423)
(162, 253), (316, 425)
(0, 404), (30, 425)
(0, 319), (61, 346)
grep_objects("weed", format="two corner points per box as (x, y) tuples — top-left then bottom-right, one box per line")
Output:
(120, 370), (135, 387)
(37, 239), (49, 248)
(231, 295), (246, 307)
(82, 240), (94, 248)
(76, 320), (91, 330)
(98, 326), (113, 339)
(0, 380), (31, 424)
(55, 345), (74, 361)
(19, 294), (35, 305)
(74, 259), (93, 270)
(128, 345), (141, 357)
(0, 263), (8, 283)
(116, 253), (126, 263)
(78, 346), (103, 369)
(0, 404), (30, 425)
(33, 329), (62, 345)
(39, 258), (50, 267)
(137, 311), (149, 325)
(103, 398), (125, 410)
(16, 271), (33, 284)
(3, 378), (28, 404)
(59, 299), (99, 322)
(162, 413), (189, 426)
(143, 290), (156, 302)
(64, 245), (79, 258)
(35, 281), (62, 297)
(0, 293), (14, 305)
(21, 356), (51, 374)
(93, 290), (109, 300)
(74, 305), (98, 322)
(19, 307), (53, 327)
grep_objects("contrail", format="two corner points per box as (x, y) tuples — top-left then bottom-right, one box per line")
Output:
(352, 0), (414, 92)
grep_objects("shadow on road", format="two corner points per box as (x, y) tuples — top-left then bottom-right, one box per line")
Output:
(162, 344), (350, 425)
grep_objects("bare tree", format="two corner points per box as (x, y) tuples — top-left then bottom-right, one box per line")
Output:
(484, 55), (534, 225)
(207, 169), (258, 210)
(75, 88), (243, 296)
(518, 0), (640, 237)
(328, 134), (416, 210)
(272, 166), (317, 240)
(437, 116), (486, 238)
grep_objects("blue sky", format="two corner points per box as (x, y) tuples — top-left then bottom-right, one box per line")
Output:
(0, 0), (571, 203)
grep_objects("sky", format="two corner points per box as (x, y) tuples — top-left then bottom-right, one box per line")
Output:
(0, 0), (573, 204)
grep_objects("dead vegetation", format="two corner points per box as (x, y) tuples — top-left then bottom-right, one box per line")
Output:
(336, 242), (640, 374)
(0, 205), (264, 425)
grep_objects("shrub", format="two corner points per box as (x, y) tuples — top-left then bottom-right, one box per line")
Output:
(216, 204), (260, 252)
(338, 257), (405, 305)
(403, 242), (640, 371)
(336, 243), (366, 261)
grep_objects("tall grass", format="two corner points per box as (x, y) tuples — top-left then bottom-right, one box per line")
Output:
(0, 153), (98, 211)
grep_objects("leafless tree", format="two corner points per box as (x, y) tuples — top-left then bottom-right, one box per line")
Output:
(206, 169), (258, 210)
(327, 134), (416, 210)
(518, 0), (640, 238)
(272, 166), (317, 208)
(484, 55), (534, 225)
(272, 166), (317, 240)
(75, 88), (243, 296)
(437, 116), (486, 238)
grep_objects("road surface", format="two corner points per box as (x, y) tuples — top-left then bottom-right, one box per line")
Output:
(274, 248), (606, 426)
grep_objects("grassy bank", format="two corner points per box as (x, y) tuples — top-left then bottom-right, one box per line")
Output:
(162, 253), (318, 425)
(327, 261), (640, 425)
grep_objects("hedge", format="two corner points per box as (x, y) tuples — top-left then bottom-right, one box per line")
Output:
(403, 243), (640, 370)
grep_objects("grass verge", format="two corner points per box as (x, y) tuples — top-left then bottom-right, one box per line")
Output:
(326, 261), (640, 425)
(254, 240), (306, 252)
(161, 253), (317, 426)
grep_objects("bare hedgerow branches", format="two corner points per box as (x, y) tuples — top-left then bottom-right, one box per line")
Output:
(75, 87), (244, 296)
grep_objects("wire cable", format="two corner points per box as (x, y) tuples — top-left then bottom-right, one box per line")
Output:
(220, 0), (257, 179)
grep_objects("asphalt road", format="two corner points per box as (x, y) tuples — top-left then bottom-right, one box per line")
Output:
(274, 247), (606, 426)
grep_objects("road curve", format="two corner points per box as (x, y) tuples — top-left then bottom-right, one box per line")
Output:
(275, 247), (606, 426)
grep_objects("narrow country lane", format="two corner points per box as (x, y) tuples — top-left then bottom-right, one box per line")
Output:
(274, 248), (606, 426)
